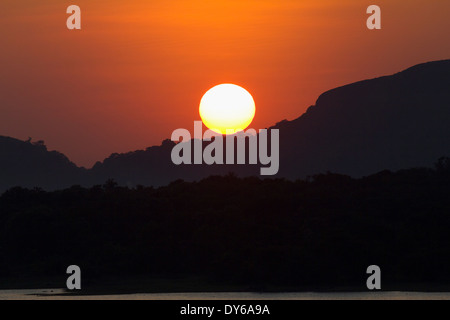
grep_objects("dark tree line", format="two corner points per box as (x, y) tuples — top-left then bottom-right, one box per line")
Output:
(1, 160), (450, 290)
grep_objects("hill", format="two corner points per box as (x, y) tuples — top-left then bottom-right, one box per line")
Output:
(0, 137), (85, 191)
(1, 59), (449, 191)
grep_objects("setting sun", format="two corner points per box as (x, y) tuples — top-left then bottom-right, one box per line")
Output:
(199, 84), (256, 135)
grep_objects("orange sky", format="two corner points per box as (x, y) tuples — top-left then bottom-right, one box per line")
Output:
(1, 0), (449, 167)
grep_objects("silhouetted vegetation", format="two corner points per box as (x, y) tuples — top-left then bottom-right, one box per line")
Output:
(2, 165), (450, 291)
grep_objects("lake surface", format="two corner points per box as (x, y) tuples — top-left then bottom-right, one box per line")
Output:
(1, 289), (450, 300)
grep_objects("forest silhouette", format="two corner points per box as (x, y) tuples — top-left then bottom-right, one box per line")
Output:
(2, 160), (450, 291)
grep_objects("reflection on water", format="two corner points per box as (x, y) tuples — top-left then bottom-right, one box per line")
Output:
(1, 289), (450, 300)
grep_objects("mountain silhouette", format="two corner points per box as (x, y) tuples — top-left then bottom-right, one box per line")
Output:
(274, 59), (450, 178)
(1, 59), (449, 192)
(0, 136), (85, 191)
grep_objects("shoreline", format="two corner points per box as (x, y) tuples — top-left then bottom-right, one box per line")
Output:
(2, 275), (450, 296)
(2, 288), (450, 301)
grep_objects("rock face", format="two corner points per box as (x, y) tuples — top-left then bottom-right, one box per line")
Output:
(1, 59), (449, 191)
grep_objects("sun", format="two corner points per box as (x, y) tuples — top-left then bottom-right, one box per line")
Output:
(199, 84), (256, 135)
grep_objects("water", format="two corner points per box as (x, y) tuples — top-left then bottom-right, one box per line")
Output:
(1, 289), (450, 300)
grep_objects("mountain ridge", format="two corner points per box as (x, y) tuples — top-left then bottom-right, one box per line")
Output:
(1, 59), (449, 191)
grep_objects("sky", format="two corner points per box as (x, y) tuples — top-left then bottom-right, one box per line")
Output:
(1, 0), (449, 168)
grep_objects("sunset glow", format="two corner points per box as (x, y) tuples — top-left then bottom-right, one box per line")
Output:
(1, 1), (449, 167)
